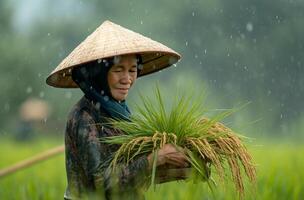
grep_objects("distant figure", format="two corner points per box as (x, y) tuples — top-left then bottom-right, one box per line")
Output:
(17, 98), (50, 141)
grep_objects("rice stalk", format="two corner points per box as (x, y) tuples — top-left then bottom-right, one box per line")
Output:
(101, 85), (256, 198)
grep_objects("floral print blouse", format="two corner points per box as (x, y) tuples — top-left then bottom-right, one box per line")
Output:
(64, 96), (150, 200)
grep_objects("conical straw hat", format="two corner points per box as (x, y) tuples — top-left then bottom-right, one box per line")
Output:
(46, 20), (181, 88)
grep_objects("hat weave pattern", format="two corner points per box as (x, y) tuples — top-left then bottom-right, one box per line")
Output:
(46, 20), (181, 88)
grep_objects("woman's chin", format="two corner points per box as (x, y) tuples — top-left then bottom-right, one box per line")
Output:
(113, 94), (127, 101)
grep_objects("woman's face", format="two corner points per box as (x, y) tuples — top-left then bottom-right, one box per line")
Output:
(107, 54), (138, 101)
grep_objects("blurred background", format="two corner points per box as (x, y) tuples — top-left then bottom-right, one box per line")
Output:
(0, 0), (303, 199)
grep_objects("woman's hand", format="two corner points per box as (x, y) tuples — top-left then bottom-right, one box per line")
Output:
(155, 167), (191, 184)
(146, 144), (189, 169)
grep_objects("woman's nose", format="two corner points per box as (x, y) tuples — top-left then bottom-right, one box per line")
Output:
(120, 72), (132, 84)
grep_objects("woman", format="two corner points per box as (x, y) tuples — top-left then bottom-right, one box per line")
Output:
(46, 20), (189, 199)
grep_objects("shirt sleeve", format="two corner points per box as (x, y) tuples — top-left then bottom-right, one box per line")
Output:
(76, 111), (151, 194)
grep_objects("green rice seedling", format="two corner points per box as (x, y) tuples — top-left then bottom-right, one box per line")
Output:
(100, 86), (256, 199)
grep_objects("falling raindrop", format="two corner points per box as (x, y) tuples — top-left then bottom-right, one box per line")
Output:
(114, 56), (121, 64)
(95, 102), (101, 110)
(246, 22), (253, 32)
(138, 64), (144, 70)
(104, 96), (109, 101)
(26, 87), (33, 93)
(39, 91), (45, 98)
(275, 15), (281, 23)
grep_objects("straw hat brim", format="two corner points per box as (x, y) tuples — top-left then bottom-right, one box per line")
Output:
(46, 20), (181, 88)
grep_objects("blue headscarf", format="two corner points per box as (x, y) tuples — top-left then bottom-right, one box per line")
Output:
(71, 55), (142, 121)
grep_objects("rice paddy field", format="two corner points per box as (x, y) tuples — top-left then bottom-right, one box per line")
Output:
(0, 136), (303, 200)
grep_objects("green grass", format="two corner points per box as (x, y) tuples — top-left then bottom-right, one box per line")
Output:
(0, 137), (303, 200)
(0, 137), (66, 200)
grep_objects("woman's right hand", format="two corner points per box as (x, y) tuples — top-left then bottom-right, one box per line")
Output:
(147, 144), (189, 169)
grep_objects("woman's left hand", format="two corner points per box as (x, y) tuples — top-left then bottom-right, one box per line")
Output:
(155, 164), (192, 184)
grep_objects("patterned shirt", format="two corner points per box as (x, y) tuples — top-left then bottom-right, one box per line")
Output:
(64, 96), (150, 200)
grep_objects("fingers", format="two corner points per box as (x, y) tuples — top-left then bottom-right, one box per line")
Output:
(157, 144), (190, 168)
(165, 150), (189, 162)
(164, 151), (189, 167)
(166, 157), (188, 168)
(155, 168), (191, 184)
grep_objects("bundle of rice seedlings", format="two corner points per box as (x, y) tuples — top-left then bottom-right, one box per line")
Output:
(101, 86), (256, 198)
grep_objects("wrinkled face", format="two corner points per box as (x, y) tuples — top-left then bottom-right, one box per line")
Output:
(107, 54), (138, 101)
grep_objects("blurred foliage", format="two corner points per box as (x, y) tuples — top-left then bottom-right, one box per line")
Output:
(0, 0), (303, 139)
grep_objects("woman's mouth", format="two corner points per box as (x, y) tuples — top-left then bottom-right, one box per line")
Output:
(116, 88), (129, 94)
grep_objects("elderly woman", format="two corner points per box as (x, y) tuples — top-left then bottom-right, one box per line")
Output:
(46, 21), (189, 200)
